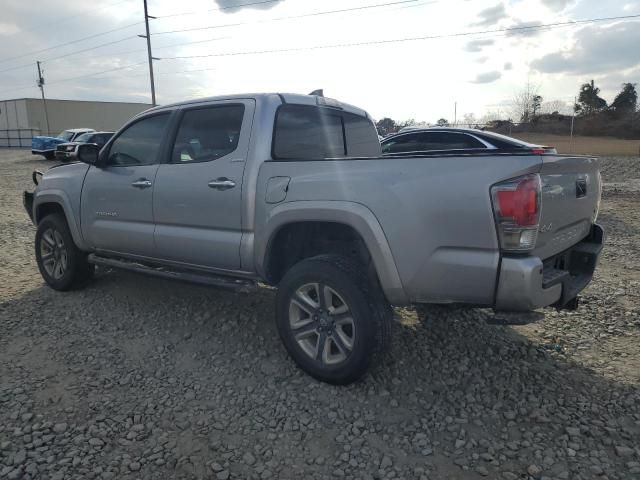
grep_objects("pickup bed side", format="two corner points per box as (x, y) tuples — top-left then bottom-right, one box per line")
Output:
(255, 153), (543, 306)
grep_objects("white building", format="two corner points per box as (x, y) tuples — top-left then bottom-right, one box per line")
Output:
(0, 98), (151, 147)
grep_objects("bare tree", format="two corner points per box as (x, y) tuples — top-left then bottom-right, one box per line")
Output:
(511, 80), (541, 122)
(540, 99), (572, 115)
(479, 110), (505, 125)
(462, 113), (478, 128)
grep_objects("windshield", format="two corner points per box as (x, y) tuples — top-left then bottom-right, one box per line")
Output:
(74, 133), (92, 143)
(57, 130), (75, 141)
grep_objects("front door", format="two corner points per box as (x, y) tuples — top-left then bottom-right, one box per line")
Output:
(153, 100), (255, 270)
(80, 113), (171, 256)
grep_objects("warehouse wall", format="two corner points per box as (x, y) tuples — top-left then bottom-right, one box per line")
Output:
(0, 99), (29, 130)
(25, 99), (152, 135)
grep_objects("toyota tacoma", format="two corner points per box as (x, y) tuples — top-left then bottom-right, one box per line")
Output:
(23, 93), (604, 384)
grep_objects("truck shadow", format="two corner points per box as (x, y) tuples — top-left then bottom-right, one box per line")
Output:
(2, 269), (638, 478)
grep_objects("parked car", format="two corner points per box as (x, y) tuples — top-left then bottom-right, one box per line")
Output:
(23, 93), (603, 385)
(32, 128), (95, 159)
(55, 131), (114, 162)
(381, 127), (557, 155)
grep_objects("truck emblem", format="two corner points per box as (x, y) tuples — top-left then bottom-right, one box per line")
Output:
(540, 223), (553, 233)
(96, 211), (118, 217)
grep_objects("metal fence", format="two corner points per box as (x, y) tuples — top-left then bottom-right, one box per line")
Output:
(0, 129), (41, 148)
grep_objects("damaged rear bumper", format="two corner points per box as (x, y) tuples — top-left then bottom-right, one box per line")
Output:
(494, 224), (604, 311)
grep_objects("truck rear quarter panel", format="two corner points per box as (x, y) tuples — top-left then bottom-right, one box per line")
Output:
(255, 154), (542, 305)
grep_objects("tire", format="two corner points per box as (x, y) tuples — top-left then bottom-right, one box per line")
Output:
(44, 151), (55, 160)
(35, 213), (94, 291)
(275, 254), (392, 385)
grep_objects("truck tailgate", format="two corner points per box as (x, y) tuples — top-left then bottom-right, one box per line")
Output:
(534, 155), (601, 260)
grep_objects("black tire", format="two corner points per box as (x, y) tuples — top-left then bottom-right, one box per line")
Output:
(275, 254), (392, 385)
(44, 151), (55, 160)
(35, 213), (94, 291)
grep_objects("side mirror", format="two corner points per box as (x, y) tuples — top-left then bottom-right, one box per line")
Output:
(77, 143), (100, 165)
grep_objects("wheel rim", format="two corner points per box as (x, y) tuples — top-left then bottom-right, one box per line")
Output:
(40, 228), (68, 280)
(288, 283), (356, 365)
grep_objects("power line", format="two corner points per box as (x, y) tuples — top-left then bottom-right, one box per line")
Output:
(15, 0), (134, 35)
(160, 13), (640, 59)
(47, 36), (230, 64)
(156, 0), (281, 19)
(0, 61), (147, 96)
(42, 36), (140, 64)
(45, 61), (147, 86)
(153, 0), (420, 35)
(0, 22), (143, 65)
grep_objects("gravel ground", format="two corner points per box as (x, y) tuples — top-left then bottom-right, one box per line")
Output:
(1, 150), (639, 480)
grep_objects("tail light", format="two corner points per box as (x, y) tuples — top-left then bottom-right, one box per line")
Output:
(491, 174), (541, 252)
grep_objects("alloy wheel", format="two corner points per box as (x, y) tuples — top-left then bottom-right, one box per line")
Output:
(288, 283), (356, 365)
(40, 228), (68, 280)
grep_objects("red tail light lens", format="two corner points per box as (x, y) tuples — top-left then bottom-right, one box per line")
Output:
(530, 148), (545, 154)
(491, 174), (541, 251)
(495, 176), (540, 226)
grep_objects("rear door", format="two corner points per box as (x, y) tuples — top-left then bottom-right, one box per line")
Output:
(152, 99), (255, 270)
(80, 113), (171, 256)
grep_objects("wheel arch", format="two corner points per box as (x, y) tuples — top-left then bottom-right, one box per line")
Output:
(34, 190), (87, 251)
(256, 201), (407, 305)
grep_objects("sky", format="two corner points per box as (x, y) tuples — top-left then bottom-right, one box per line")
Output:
(0, 0), (639, 123)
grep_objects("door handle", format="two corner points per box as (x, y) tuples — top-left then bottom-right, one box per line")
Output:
(208, 177), (236, 190)
(131, 179), (152, 189)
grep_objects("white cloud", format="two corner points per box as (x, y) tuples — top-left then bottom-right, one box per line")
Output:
(0, 22), (20, 35)
(532, 22), (640, 74)
(465, 39), (494, 52)
(471, 71), (502, 83)
(470, 4), (508, 27)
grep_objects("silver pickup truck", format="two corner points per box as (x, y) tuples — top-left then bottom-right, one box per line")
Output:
(23, 93), (604, 384)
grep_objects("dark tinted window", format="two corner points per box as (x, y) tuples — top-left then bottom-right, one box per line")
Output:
(382, 132), (485, 153)
(107, 114), (169, 166)
(98, 133), (114, 147)
(273, 105), (345, 159)
(343, 113), (381, 157)
(172, 105), (245, 164)
(74, 133), (92, 143)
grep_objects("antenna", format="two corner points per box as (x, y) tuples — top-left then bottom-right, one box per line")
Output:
(309, 89), (324, 97)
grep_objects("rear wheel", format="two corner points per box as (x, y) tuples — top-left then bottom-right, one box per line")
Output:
(275, 255), (391, 384)
(35, 214), (94, 291)
(44, 151), (55, 160)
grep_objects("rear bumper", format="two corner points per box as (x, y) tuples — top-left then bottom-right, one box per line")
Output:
(494, 224), (604, 311)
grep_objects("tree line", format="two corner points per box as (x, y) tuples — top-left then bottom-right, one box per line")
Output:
(376, 81), (640, 139)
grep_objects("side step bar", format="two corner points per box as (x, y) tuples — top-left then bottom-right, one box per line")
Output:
(88, 254), (257, 293)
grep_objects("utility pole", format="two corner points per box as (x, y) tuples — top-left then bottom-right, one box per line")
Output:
(454, 101), (457, 126)
(36, 61), (51, 135)
(140, 0), (157, 106)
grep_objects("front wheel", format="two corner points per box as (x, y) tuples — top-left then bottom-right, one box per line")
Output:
(275, 255), (391, 385)
(35, 213), (94, 291)
(44, 151), (55, 160)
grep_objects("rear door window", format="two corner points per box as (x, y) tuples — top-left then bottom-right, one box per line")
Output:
(273, 105), (345, 159)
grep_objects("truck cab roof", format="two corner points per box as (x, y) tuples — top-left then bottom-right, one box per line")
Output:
(141, 93), (370, 120)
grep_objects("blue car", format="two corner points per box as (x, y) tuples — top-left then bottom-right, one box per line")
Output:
(32, 128), (94, 159)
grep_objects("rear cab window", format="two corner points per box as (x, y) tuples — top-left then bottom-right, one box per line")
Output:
(272, 104), (380, 160)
